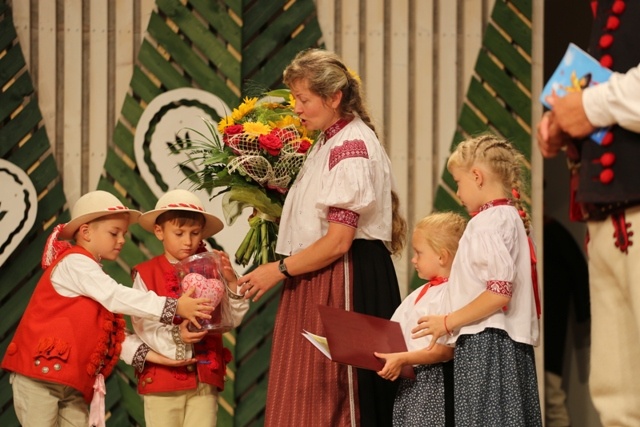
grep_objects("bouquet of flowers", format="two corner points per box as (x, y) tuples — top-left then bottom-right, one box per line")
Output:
(176, 90), (315, 266)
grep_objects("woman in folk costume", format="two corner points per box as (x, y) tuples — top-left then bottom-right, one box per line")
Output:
(237, 48), (407, 426)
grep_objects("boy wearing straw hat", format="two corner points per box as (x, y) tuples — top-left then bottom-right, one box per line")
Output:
(132, 189), (249, 427)
(1, 190), (213, 427)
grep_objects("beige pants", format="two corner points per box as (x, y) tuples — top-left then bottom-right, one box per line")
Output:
(10, 373), (88, 427)
(143, 381), (218, 427)
(587, 207), (640, 426)
(545, 371), (571, 427)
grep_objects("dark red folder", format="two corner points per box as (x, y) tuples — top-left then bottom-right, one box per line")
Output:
(316, 305), (416, 379)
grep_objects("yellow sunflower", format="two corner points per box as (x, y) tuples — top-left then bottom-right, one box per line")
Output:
(218, 116), (235, 133)
(242, 121), (272, 136)
(231, 97), (258, 121)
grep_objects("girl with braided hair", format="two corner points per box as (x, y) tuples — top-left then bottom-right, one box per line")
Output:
(412, 134), (542, 426)
(237, 48), (407, 426)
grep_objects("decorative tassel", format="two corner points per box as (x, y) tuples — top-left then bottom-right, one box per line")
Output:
(612, 212), (633, 254)
(41, 224), (72, 269)
(88, 374), (106, 427)
(528, 237), (541, 318)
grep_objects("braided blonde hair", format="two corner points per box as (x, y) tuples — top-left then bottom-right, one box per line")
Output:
(283, 48), (407, 254)
(447, 134), (531, 234)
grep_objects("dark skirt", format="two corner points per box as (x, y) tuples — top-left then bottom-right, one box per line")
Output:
(454, 328), (542, 427)
(393, 361), (454, 427)
(264, 239), (401, 427)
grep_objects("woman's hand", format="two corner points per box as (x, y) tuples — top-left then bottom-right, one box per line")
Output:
(237, 261), (283, 302)
(411, 314), (447, 350)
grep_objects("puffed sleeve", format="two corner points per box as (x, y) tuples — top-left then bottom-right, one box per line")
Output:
(315, 139), (377, 217)
(467, 222), (518, 297)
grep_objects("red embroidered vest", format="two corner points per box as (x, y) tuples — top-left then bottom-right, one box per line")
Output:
(133, 255), (230, 394)
(1, 246), (125, 403)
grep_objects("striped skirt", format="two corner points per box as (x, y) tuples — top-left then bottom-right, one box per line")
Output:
(264, 240), (401, 427)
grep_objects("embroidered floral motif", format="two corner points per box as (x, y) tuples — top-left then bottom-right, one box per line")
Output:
(329, 139), (369, 170)
(477, 198), (513, 213)
(324, 118), (351, 141)
(486, 280), (513, 297)
(132, 343), (150, 373)
(161, 298), (178, 325)
(327, 207), (359, 228)
(86, 313), (126, 377)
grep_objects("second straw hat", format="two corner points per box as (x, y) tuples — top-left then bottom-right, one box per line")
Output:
(59, 190), (141, 240)
(139, 189), (223, 238)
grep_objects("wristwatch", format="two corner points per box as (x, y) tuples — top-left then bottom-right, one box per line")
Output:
(278, 258), (293, 278)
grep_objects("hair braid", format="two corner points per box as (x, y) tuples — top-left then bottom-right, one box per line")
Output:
(447, 134), (531, 233)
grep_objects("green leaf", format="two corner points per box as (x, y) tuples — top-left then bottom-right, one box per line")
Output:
(265, 88), (291, 100)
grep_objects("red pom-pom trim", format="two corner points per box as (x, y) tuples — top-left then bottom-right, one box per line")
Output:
(601, 131), (614, 146)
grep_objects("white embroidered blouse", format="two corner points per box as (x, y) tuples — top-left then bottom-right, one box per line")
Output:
(276, 117), (395, 255)
(392, 282), (450, 354)
(444, 205), (540, 346)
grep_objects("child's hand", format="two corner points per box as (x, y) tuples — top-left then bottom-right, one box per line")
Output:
(179, 319), (208, 343)
(412, 314), (447, 350)
(176, 287), (212, 329)
(145, 351), (196, 367)
(374, 351), (404, 381)
(214, 250), (239, 292)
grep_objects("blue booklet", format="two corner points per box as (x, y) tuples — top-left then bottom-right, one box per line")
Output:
(540, 43), (612, 144)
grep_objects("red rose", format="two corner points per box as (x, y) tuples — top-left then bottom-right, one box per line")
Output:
(259, 132), (283, 156)
(297, 139), (312, 154)
(223, 124), (244, 135)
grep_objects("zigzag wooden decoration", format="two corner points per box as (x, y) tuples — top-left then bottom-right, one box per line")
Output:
(0, 2), (70, 425)
(0, 0), (323, 425)
(412, 0), (533, 292)
(434, 0), (532, 215)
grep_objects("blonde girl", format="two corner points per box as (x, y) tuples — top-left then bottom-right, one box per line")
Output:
(376, 211), (466, 427)
(412, 135), (542, 426)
